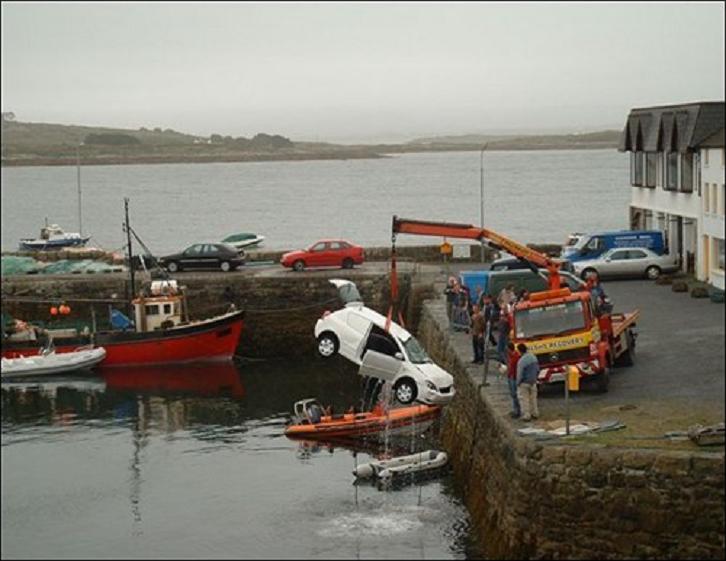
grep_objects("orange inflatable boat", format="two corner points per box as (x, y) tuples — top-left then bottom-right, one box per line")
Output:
(284, 399), (441, 439)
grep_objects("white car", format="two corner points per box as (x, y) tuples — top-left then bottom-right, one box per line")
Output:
(314, 279), (455, 406)
(573, 247), (680, 280)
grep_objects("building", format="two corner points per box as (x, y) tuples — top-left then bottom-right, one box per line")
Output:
(619, 101), (725, 290)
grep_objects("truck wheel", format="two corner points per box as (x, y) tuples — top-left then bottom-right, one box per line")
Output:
(615, 332), (636, 367)
(592, 367), (610, 393)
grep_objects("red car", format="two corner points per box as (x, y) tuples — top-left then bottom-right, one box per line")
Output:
(280, 239), (365, 271)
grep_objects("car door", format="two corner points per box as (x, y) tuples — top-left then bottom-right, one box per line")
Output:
(623, 249), (649, 277)
(327, 241), (343, 266)
(307, 242), (328, 267)
(602, 249), (630, 277)
(358, 329), (405, 382)
(181, 244), (205, 269)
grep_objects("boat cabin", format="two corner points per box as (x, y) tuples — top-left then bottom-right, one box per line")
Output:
(132, 280), (188, 332)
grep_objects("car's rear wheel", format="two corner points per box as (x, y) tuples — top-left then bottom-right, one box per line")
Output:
(220, 261), (231, 272)
(167, 261), (180, 273)
(317, 332), (339, 358)
(645, 265), (661, 280)
(394, 377), (418, 405)
(342, 258), (354, 269)
(293, 260), (305, 272)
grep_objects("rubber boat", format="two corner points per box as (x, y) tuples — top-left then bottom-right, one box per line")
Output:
(353, 449), (448, 480)
(284, 398), (441, 439)
(222, 232), (265, 250)
(1, 346), (106, 379)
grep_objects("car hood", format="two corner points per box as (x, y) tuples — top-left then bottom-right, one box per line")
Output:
(282, 249), (305, 259)
(415, 362), (454, 388)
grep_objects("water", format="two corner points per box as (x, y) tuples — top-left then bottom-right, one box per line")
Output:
(1, 150), (629, 255)
(1, 359), (479, 559)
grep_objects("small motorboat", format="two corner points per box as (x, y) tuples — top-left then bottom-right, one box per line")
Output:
(1, 346), (106, 379)
(284, 398), (441, 440)
(19, 223), (91, 251)
(353, 449), (448, 480)
(222, 232), (265, 250)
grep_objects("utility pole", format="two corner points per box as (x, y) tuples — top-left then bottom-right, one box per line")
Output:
(479, 144), (488, 263)
(76, 143), (83, 235)
(124, 198), (136, 317)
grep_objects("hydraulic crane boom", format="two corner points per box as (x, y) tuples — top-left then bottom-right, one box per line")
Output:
(392, 216), (564, 290)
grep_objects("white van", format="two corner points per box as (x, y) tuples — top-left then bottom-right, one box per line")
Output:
(314, 280), (455, 406)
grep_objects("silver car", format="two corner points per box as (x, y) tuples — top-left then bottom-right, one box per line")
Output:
(573, 247), (679, 280)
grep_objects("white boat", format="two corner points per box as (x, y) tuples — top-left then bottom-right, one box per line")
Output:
(221, 232), (265, 250)
(1, 346), (106, 379)
(19, 223), (91, 251)
(353, 449), (448, 480)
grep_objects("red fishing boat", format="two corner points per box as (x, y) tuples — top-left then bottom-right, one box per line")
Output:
(2, 200), (244, 367)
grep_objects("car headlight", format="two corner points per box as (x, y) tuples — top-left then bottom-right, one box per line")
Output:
(426, 381), (437, 391)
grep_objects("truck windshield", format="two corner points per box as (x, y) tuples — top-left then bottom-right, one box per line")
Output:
(514, 301), (586, 339)
(402, 336), (431, 364)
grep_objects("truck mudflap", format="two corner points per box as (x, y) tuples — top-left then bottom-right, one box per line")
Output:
(537, 359), (600, 384)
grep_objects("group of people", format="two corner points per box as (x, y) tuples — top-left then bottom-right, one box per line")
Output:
(444, 277), (539, 422)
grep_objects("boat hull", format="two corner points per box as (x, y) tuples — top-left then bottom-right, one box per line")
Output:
(1, 347), (107, 379)
(284, 404), (441, 439)
(19, 236), (92, 251)
(2, 311), (244, 367)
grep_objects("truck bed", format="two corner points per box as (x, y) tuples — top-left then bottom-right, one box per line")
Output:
(610, 310), (640, 338)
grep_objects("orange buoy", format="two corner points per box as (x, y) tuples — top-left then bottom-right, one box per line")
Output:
(59, 304), (71, 315)
(50, 306), (59, 316)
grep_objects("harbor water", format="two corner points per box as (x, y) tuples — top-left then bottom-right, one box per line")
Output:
(1, 150), (629, 255)
(1, 359), (478, 559)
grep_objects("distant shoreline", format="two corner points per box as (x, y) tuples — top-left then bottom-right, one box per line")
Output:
(1, 143), (617, 168)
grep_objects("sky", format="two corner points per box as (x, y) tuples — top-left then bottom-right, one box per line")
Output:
(1, 1), (724, 143)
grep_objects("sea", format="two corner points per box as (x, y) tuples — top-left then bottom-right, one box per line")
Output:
(1, 149), (629, 559)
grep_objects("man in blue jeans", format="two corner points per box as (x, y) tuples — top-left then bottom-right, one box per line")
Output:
(506, 342), (522, 418)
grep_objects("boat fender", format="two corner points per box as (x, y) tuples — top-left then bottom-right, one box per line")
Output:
(353, 463), (375, 479)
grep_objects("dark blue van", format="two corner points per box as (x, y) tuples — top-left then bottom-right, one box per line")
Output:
(561, 230), (665, 263)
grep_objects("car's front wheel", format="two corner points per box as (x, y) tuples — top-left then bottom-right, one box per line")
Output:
(645, 265), (661, 280)
(293, 260), (305, 272)
(167, 261), (180, 273)
(317, 332), (339, 358)
(394, 377), (418, 405)
(220, 261), (231, 272)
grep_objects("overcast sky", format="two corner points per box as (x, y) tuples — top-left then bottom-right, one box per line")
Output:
(2, 2), (724, 143)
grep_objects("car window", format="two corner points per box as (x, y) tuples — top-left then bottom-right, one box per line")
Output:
(609, 250), (629, 260)
(339, 241), (350, 249)
(365, 330), (399, 358)
(185, 245), (203, 256)
(204, 244), (217, 254)
(329, 242), (341, 250)
(311, 242), (327, 252)
(628, 250), (647, 259)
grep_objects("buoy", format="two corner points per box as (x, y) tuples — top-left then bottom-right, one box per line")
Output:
(59, 304), (71, 315)
(50, 306), (59, 316)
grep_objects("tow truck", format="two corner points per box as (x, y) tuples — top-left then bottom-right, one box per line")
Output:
(390, 216), (639, 392)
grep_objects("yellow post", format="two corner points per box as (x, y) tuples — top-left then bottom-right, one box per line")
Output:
(567, 366), (580, 392)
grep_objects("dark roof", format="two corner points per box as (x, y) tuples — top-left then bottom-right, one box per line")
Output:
(618, 101), (725, 152)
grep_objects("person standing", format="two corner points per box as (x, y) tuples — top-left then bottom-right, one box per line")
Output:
(497, 284), (516, 312)
(516, 343), (540, 422)
(444, 277), (458, 323)
(470, 305), (485, 364)
(506, 341), (522, 418)
(480, 294), (498, 346)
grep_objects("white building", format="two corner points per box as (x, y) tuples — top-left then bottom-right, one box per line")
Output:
(619, 102), (725, 291)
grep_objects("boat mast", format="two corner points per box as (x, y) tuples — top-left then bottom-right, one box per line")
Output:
(124, 198), (136, 315)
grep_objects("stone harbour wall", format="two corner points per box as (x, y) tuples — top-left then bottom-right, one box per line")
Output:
(416, 297), (725, 560)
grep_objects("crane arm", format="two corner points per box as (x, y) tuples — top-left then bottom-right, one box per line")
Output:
(392, 216), (564, 290)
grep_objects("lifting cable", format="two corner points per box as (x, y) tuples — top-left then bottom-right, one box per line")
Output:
(385, 231), (405, 333)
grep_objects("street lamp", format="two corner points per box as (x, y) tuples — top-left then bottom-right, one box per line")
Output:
(76, 142), (84, 235)
(479, 144), (488, 263)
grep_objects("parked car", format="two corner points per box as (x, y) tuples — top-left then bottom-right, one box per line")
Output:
(281, 239), (365, 272)
(491, 256), (575, 273)
(314, 280), (455, 406)
(459, 268), (586, 299)
(573, 247), (679, 280)
(158, 243), (246, 273)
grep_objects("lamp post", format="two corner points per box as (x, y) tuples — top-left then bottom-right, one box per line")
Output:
(479, 144), (488, 263)
(76, 142), (84, 235)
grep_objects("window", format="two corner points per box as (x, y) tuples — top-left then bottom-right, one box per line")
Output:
(402, 336), (431, 364)
(628, 250), (647, 259)
(704, 149), (710, 166)
(718, 239), (725, 271)
(704, 182), (711, 212)
(185, 245), (203, 256)
(163, 304), (172, 314)
(329, 242), (341, 250)
(145, 305), (160, 316)
(310, 242), (327, 252)
(645, 153), (657, 187)
(514, 301), (586, 339)
(680, 153), (693, 193)
(722, 185), (726, 216)
(609, 250), (630, 261)
(666, 152), (678, 190)
(633, 152), (644, 186)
